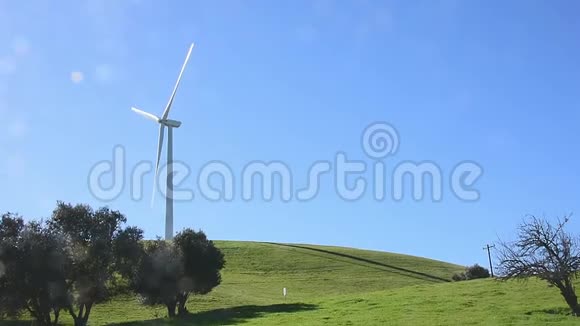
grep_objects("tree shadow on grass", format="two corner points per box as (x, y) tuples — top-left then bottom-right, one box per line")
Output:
(114, 303), (318, 326)
(525, 306), (571, 316)
(265, 242), (450, 283)
(0, 321), (31, 326)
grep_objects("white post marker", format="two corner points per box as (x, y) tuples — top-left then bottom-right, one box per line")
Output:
(283, 287), (287, 299)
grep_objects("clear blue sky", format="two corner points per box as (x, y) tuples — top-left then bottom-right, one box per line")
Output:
(1, 0), (579, 267)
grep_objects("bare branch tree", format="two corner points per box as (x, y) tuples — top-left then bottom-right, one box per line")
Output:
(497, 215), (580, 316)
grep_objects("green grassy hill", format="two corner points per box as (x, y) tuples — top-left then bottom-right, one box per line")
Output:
(210, 241), (462, 301)
(6, 241), (579, 325)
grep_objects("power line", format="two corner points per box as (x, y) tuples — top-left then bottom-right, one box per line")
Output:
(483, 244), (495, 278)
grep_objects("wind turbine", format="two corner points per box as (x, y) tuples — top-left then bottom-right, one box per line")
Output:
(131, 43), (194, 240)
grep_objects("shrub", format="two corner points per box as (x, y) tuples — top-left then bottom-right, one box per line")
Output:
(465, 264), (490, 279)
(452, 264), (490, 281)
(452, 272), (467, 282)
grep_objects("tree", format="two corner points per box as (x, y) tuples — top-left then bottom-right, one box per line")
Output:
(49, 202), (143, 326)
(112, 226), (145, 281)
(132, 229), (225, 317)
(1, 204), (143, 325)
(465, 264), (490, 279)
(133, 239), (183, 317)
(452, 264), (490, 281)
(0, 214), (71, 325)
(497, 215), (580, 316)
(173, 229), (225, 315)
(0, 213), (23, 239)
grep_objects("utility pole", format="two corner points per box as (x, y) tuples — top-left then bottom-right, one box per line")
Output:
(483, 244), (495, 278)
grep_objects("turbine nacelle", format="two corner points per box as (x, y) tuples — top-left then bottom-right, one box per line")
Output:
(161, 119), (182, 128)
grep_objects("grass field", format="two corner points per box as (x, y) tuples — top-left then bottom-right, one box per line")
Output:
(5, 241), (579, 325)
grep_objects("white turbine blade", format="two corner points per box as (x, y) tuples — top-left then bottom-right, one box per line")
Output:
(151, 124), (165, 205)
(131, 107), (160, 122)
(161, 43), (194, 120)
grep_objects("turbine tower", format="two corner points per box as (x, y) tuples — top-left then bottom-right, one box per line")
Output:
(131, 43), (194, 240)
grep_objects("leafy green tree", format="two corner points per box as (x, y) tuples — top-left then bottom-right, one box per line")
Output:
(133, 229), (225, 317)
(49, 202), (143, 326)
(0, 214), (71, 325)
(465, 264), (490, 279)
(112, 226), (145, 281)
(173, 229), (226, 315)
(133, 239), (183, 317)
(1, 205), (143, 325)
(452, 264), (490, 281)
(0, 213), (23, 239)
